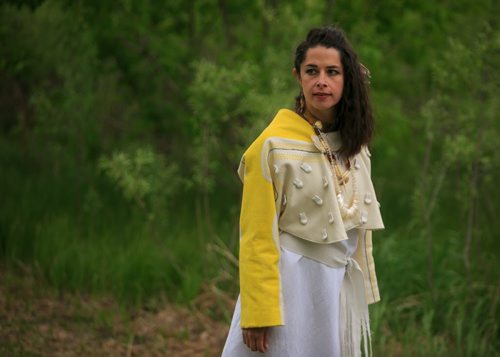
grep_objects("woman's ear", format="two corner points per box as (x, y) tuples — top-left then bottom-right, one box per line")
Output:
(292, 68), (301, 83)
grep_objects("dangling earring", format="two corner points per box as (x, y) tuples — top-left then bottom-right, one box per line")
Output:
(295, 89), (306, 115)
(299, 90), (306, 114)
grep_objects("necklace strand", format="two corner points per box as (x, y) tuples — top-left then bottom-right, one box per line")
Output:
(307, 118), (360, 219)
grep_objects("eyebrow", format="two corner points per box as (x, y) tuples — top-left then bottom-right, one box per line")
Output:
(304, 64), (341, 69)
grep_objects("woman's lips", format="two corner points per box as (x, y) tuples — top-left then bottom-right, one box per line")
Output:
(313, 93), (332, 99)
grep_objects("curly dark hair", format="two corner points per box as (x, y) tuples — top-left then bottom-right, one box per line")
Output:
(294, 26), (373, 159)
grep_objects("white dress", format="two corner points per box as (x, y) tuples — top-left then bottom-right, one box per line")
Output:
(221, 229), (359, 357)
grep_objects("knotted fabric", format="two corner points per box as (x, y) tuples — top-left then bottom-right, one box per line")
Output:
(340, 257), (372, 357)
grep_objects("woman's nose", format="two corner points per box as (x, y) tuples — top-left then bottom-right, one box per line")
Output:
(316, 72), (327, 87)
(316, 79), (326, 87)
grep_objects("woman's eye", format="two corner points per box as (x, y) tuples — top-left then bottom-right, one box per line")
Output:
(305, 68), (317, 75)
(328, 69), (339, 75)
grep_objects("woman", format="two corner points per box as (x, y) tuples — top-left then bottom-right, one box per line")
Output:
(222, 26), (384, 357)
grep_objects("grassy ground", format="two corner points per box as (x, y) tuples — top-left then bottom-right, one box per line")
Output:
(1, 258), (498, 356)
(0, 266), (231, 357)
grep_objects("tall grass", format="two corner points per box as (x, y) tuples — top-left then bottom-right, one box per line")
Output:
(371, 232), (499, 356)
(0, 162), (234, 306)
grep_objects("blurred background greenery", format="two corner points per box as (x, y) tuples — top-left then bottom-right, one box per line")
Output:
(0, 0), (498, 355)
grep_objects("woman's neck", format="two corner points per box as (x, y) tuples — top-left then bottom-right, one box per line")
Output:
(304, 108), (336, 128)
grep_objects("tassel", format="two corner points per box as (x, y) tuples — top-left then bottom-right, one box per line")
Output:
(340, 258), (371, 357)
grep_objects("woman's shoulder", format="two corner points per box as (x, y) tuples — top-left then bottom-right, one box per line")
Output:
(244, 109), (314, 157)
(357, 145), (372, 161)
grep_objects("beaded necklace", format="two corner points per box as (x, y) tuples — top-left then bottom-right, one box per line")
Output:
(301, 113), (360, 219)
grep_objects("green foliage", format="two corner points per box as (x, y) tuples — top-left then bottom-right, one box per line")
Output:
(187, 59), (293, 194)
(99, 147), (181, 216)
(412, 24), (499, 288)
(187, 60), (258, 193)
(372, 232), (499, 356)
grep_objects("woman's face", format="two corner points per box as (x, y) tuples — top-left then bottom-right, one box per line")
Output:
(293, 46), (344, 122)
